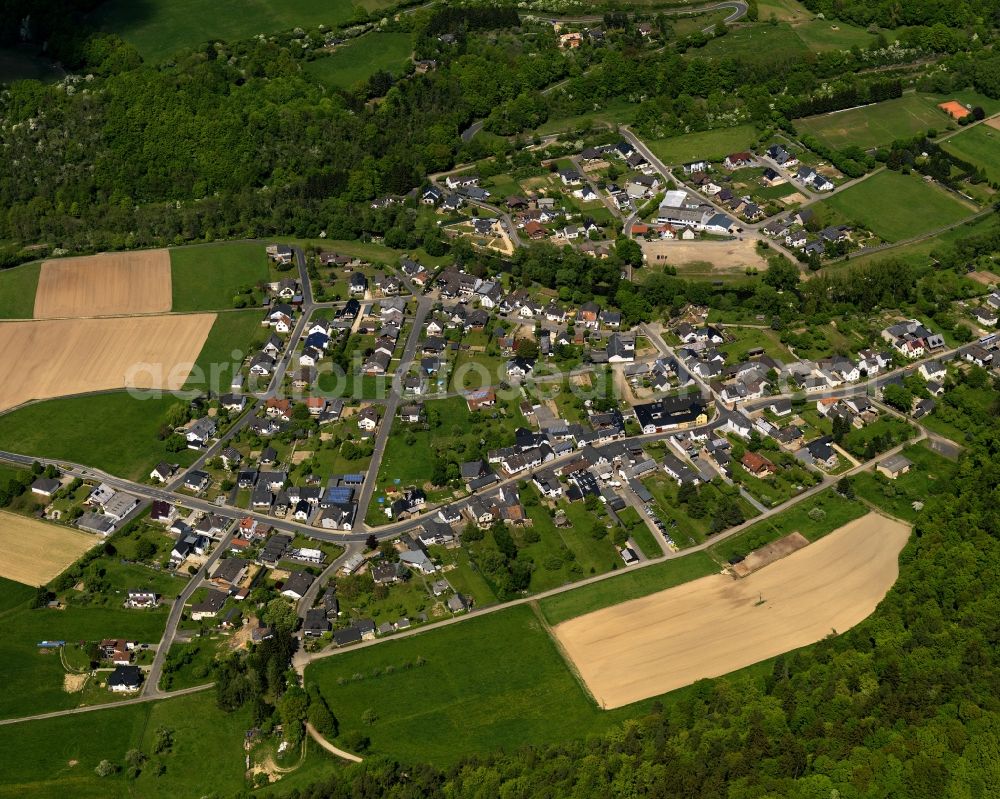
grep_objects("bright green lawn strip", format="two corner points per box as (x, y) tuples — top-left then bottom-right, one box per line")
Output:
(0, 392), (200, 481)
(170, 242), (269, 312)
(0, 692), (251, 798)
(647, 124), (759, 165)
(0, 262), (40, 318)
(305, 33), (413, 90)
(707, 488), (866, 564)
(819, 170), (972, 243)
(538, 551), (718, 625)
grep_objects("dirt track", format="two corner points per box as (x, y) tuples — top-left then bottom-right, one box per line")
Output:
(34, 250), (172, 318)
(0, 314), (216, 412)
(554, 513), (910, 709)
(0, 510), (99, 586)
(640, 238), (768, 271)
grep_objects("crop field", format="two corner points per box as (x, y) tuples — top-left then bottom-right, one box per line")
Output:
(795, 94), (951, 150)
(305, 33), (414, 90)
(90, 0), (397, 63)
(0, 392), (199, 481)
(538, 552), (719, 626)
(0, 314), (216, 413)
(647, 124), (759, 164)
(34, 251), (172, 319)
(819, 170), (973, 242)
(555, 513), (910, 708)
(0, 262), (40, 319)
(170, 242), (270, 312)
(941, 123), (1000, 184)
(0, 691), (251, 798)
(183, 308), (266, 392)
(0, 512), (98, 587)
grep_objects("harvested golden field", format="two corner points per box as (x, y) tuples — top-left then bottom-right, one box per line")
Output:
(0, 314), (216, 412)
(34, 250), (172, 318)
(554, 513), (910, 709)
(0, 510), (98, 586)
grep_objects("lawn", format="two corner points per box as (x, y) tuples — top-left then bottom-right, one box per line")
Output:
(170, 242), (270, 312)
(819, 170), (973, 243)
(0, 391), (198, 481)
(538, 552), (718, 625)
(91, 0), (393, 63)
(719, 326), (795, 363)
(184, 308), (266, 393)
(852, 442), (956, 523)
(941, 123), (1000, 184)
(0, 577), (169, 719)
(0, 261), (40, 318)
(617, 506), (663, 559)
(839, 416), (915, 460)
(647, 124), (759, 165)
(707, 488), (866, 564)
(0, 691), (252, 798)
(305, 33), (413, 90)
(796, 94), (956, 150)
(429, 545), (499, 608)
(307, 604), (648, 764)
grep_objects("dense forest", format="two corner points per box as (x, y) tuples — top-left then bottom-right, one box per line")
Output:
(1, 1), (998, 256)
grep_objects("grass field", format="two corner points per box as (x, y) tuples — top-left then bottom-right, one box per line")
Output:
(647, 124), (759, 165)
(91, 0), (393, 63)
(0, 691), (251, 798)
(793, 19), (877, 51)
(533, 98), (637, 136)
(307, 605), (645, 764)
(699, 22), (808, 61)
(0, 392), (198, 481)
(707, 488), (866, 564)
(819, 170), (973, 242)
(941, 123), (1000, 184)
(305, 33), (413, 90)
(170, 242), (270, 312)
(796, 94), (954, 150)
(0, 262), (40, 319)
(0, 577), (169, 719)
(184, 308), (266, 392)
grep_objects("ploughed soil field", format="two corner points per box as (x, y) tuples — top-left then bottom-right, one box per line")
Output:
(554, 513), (910, 709)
